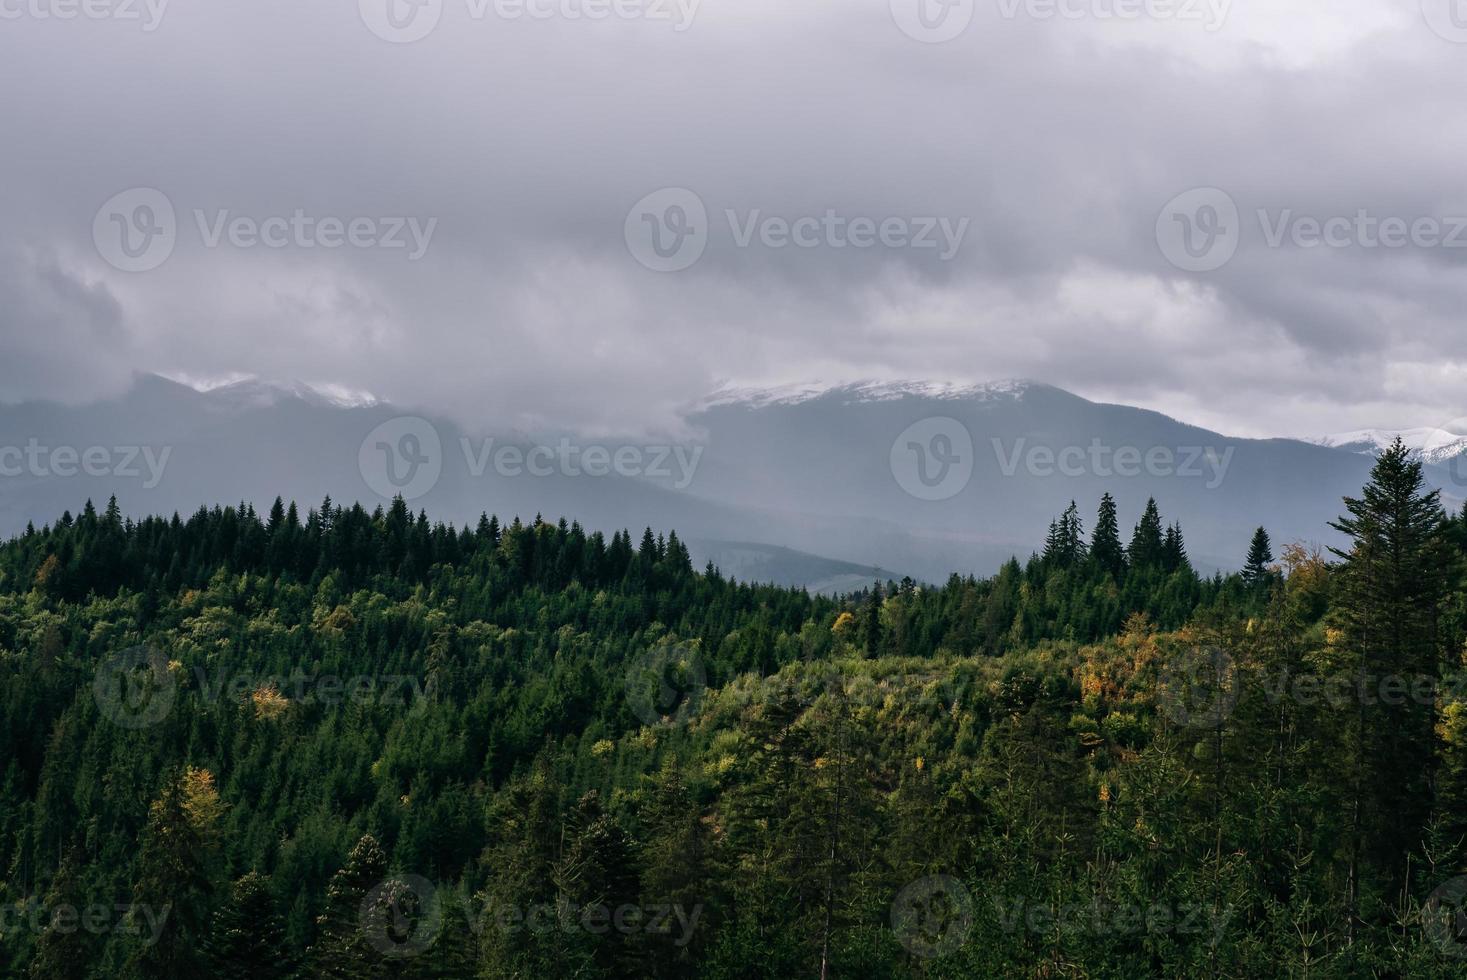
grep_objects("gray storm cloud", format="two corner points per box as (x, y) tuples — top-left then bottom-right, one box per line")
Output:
(0, 0), (1463, 438)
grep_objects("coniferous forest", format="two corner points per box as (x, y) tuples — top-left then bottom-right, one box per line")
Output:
(4, 440), (1467, 978)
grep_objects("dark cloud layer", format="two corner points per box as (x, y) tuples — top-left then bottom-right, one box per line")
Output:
(1, 0), (1463, 438)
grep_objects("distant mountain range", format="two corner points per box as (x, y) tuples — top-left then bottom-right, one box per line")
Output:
(1, 374), (1461, 590)
(1308, 427), (1467, 470)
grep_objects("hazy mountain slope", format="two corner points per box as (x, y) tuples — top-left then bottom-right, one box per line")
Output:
(3, 375), (1460, 587)
(686, 539), (897, 595)
(686, 381), (1465, 578)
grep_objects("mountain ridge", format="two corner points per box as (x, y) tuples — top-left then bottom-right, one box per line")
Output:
(3, 373), (1463, 587)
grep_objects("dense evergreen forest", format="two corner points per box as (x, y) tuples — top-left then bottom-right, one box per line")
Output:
(3, 440), (1467, 977)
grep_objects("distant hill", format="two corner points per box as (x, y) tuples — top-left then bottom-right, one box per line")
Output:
(687, 380), (1464, 579)
(2, 374), (1461, 587)
(687, 539), (897, 595)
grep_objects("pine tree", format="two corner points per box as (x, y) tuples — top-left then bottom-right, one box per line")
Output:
(553, 791), (639, 976)
(1243, 527), (1274, 589)
(1329, 438), (1453, 925)
(863, 583), (883, 658)
(207, 871), (291, 979)
(122, 769), (220, 978)
(1127, 498), (1165, 571)
(1162, 522), (1191, 574)
(1090, 493), (1127, 578)
(28, 848), (91, 980)
(639, 758), (713, 974)
(306, 833), (390, 979)
(1043, 502), (1087, 569)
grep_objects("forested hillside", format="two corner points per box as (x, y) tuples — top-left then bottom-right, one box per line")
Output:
(3, 442), (1467, 977)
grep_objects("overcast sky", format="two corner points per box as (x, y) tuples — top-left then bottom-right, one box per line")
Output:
(1, 0), (1464, 439)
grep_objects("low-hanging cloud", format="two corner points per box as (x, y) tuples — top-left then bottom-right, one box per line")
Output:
(0, 0), (1463, 439)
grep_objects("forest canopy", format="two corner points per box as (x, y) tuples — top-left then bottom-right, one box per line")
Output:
(3, 440), (1467, 977)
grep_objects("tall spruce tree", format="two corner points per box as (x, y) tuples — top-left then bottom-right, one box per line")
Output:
(1243, 527), (1274, 590)
(306, 834), (390, 979)
(122, 769), (220, 979)
(28, 848), (91, 980)
(1043, 502), (1087, 569)
(1328, 439), (1453, 925)
(1162, 522), (1191, 574)
(863, 582), (883, 658)
(207, 872), (291, 980)
(1091, 493), (1127, 578)
(1127, 498), (1165, 570)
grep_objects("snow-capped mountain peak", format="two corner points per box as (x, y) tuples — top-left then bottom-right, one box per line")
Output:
(700, 378), (1039, 411)
(1309, 427), (1467, 465)
(162, 373), (380, 410)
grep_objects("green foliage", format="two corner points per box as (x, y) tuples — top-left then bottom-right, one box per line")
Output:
(0, 486), (1465, 976)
